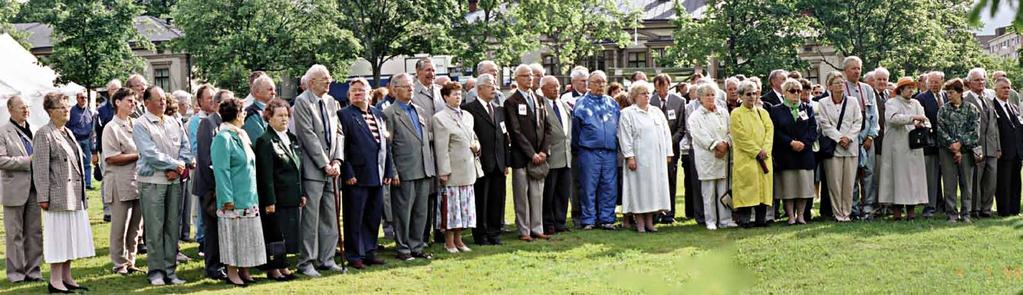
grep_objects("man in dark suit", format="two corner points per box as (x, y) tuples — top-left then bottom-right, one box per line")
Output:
(992, 78), (1022, 216)
(915, 72), (946, 217)
(338, 78), (394, 269)
(504, 64), (552, 241)
(761, 69), (787, 107)
(194, 90), (229, 281)
(463, 73), (509, 245)
(650, 74), (687, 223)
(539, 76), (572, 234)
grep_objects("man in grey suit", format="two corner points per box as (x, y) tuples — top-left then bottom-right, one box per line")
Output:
(650, 74), (687, 224)
(293, 64), (346, 276)
(383, 73), (436, 261)
(540, 76), (572, 234)
(194, 89), (230, 281)
(412, 57), (443, 243)
(964, 68), (1001, 218)
(464, 60), (507, 105)
(0, 96), (43, 283)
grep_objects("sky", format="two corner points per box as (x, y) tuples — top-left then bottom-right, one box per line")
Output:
(977, 0), (1018, 35)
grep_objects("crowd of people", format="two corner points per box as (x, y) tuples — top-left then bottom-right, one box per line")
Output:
(3, 55), (1023, 292)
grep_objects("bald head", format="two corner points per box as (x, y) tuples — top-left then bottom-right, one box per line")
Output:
(7, 95), (29, 124)
(540, 75), (560, 99)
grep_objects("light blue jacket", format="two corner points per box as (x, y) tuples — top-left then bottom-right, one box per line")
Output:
(133, 112), (192, 182)
(211, 125), (258, 209)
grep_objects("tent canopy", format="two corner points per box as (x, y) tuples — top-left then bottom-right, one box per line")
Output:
(0, 33), (86, 131)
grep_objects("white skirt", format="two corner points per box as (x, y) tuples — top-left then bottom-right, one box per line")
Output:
(43, 209), (96, 263)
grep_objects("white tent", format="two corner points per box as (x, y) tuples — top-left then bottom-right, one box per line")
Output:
(0, 33), (86, 131)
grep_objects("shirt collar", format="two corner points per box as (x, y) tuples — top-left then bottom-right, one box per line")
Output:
(143, 111), (165, 124)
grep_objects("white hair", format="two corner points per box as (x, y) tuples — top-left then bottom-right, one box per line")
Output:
(628, 80), (652, 100)
(171, 90), (192, 104)
(476, 73), (496, 89)
(391, 73), (412, 86)
(929, 71), (945, 80)
(864, 71), (876, 81)
(570, 68), (590, 80)
(477, 60), (498, 74)
(513, 64), (532, 75)
(695, 83), (718, 99)
(540, 75), (559, 87)
(843, 56), (863, 69)
(724, 77), (740, 87)
(107, 79), (122, 89)
(873, 67), (890, 79)
(769, 69), (787, 82)
(737, 80), (758, 95)
(127, 74), (147, 87)
(348, 77), (370, 89)
(305, 64), (330, 79)
(529, 63), (545, 75)
(590, 70), (608, 81)
(250, 75), (274, 92)
(967, 68), (987, 81)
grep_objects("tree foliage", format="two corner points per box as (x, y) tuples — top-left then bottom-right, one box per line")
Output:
(0, 0), (29, 48)
(135, 0), (176, 17)
(507, 0), (640, 76)
(172, 0), (358, 94)
(449, 0), (525, 71)
(48, 0), (150, 94)
(663, 0), (812, 78)
(334, 0), (459, 86)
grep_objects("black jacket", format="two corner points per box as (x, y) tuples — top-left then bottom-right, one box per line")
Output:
(463, 99), (509, 175)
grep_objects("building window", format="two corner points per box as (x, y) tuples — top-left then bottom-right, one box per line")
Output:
(627, 51), (647, 68)
(154, 68), (170, 90)
(542, 55), (557, 76)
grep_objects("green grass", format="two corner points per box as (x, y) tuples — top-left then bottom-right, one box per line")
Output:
(2, 174), (1023, 294)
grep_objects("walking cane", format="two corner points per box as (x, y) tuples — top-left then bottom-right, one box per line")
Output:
(333, 176), (346, 269)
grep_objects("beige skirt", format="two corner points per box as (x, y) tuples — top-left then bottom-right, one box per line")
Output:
(777, 169), (815, 199)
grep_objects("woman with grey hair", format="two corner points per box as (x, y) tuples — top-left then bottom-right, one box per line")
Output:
(769, 79), (818, 225)
(689, 83), (738, 230)
(618, 81), (673, 232)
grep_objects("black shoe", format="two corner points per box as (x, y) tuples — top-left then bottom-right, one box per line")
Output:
(599, 224), (617, 231)
(980, 212), (993, 218)
(396, 253), (415, 261)
(474, 239), (492, 246)
(63, 282), (88, 291)
(25, 277), (43, 282)
(488, 237), (503, 245)
(411, 252), (433, 260)
(103, 214), (111, 222)
(138, 244), (148, 254)
(48, 283), (73, 293)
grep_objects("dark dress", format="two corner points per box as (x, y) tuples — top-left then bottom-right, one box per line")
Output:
(254, 129), (304, 268)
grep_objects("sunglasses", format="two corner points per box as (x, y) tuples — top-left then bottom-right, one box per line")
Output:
(788, 89), (802, 94)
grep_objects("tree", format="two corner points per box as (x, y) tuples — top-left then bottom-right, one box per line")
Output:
(12, 0), (56, 23)
(507, 0), (640, 76)
(0, 0), (29, 48)
(333, 0), (459, 87)
(449, 0), (527, 71)
(48, 0), (151, 100)
(135, 0), (176, 17)
(663, 0), (813, 79)
(172, 0), (359, 94)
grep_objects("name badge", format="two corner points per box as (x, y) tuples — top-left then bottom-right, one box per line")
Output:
(518, 104), (528, 116)
(500, 122), (508, 134)
(798, 110), (808, 120)
(667, 109), (677, 120)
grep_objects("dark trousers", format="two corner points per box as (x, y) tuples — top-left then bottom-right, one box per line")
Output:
(473, 172), (506, 242)
(681, 154), (705, 223)
(200, 193), (223, 278)
(995, 159), (1022, 216)
(179, 177), (192, 240)
(542, 167), (572, 231)
(736, 204), (769, 225)
(664, 156), (680, 221)
(341, 185), (383, 262)
(425, 193), (440, 244)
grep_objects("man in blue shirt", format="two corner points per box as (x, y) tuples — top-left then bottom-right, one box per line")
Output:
(571, 71), (620, 230)
(68, 91), (97, 190)
(243, 76), (276, 140)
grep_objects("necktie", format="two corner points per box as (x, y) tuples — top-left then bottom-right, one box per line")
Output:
(319, 100), (331, 147)
(18, 131), (32, 155)
(486, 102), (495, 123)
(553, 101), (562, 124)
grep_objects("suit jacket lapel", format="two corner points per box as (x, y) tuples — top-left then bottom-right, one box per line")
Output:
(395, 105), (419, 142)
(7, 128), (27, 156)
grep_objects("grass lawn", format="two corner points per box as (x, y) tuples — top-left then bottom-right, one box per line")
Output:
(2, 173), (1023, 294)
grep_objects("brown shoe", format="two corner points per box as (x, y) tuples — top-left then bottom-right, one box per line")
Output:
(532, 233), (551, 240)
(518, 235), (533, 242)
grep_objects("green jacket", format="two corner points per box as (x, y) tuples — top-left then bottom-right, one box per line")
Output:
(212, 125), (258, 209)
(254, 129), (304, 208)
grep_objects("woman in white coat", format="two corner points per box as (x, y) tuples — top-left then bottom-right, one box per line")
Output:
(878, 77), (929, 220)
(689, 83), (738, 230)
(618, 81), (673, 233)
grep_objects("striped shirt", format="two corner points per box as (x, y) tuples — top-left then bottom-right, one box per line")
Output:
(362, 110), (380, 143)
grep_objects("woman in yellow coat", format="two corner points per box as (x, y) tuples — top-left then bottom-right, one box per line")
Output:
(730, 80), (774, 228)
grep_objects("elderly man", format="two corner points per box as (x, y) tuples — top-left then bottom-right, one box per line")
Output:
(243, 75), (277, 140)
(185, 85), (215, 249)
(133, 85), (193, 285)
(650, 74), (687, 223)
(411, 57), (444, 244)
(964, 68), (1001, 218)
(561, 67), (590, 108)
(382, 73), (435, 259)
(194, 89), (231, 280)
(462, 73), (508, 245)
(539, 75), (572, 234)
(464, 60), (507, 105)
(916, 71), (947, 217)
(68, 92), (97, 190)
(572, 70), (620, 230)
(293, 64), (345, 275)
(992, 71), (1020, 106)
(530, 63), (545, 97)
(242, 71), (268, 108)
(0, 96), (42, 283)
(844, 58), (878, 220)
(761, 69), (787, 107)
(126, 74), (149, 118)
(338, 78), (394, 269)
(992, 78), (1022, 216)
(505, 64), (552, 241)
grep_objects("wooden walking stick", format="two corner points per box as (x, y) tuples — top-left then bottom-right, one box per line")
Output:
(333, 176), (345, 262)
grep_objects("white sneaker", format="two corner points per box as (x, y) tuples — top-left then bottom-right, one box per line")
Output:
(706, 224), (718, 230)
(456, 245), (472, 252)
(166, 275), (186, 285)
(720, 222), (739, 228)
(176, 252), (192, 262)
(149, 273), (166, 286)
(299, 264), (321, 277)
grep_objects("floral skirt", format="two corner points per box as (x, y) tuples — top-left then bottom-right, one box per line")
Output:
(436, 185), (477, 230)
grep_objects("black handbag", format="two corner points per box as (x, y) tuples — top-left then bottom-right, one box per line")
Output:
(817, 97), (849, 159)
(909, 127), (937, 149)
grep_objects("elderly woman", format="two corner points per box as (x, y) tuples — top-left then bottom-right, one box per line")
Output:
(768, 79), (818, 225)
(731, 80), (775, 228)
(689, 83), (737, 230)
(878, 77), (929, 220)
(433, 82), (481, 253)
(618, 81), (673, 232)
(34, 92), (95, 293)
(254, 98), (301, 281)
(937, 79), (979, 223)
(212, 98), (266, 286)
(102, 88), (144, 275)
(817, 72), (863, 222)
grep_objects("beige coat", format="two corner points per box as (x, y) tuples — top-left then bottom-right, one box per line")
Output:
(432, 108), (483, 187)
(32, 122), (86, 211)
(0, 121), (34, 206)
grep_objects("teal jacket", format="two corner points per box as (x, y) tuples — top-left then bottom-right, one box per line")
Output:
(211, 124), (258, 209)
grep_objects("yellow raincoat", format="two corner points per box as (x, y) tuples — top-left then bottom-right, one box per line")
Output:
(729, 105), (774, 208)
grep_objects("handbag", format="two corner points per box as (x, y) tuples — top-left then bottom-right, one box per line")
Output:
(816, 97), (849, 159)
(909, 126), (936, 149)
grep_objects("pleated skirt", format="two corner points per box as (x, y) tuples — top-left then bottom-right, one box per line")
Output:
(43, 209), (96, 263)
(218, 216), (267, 267)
